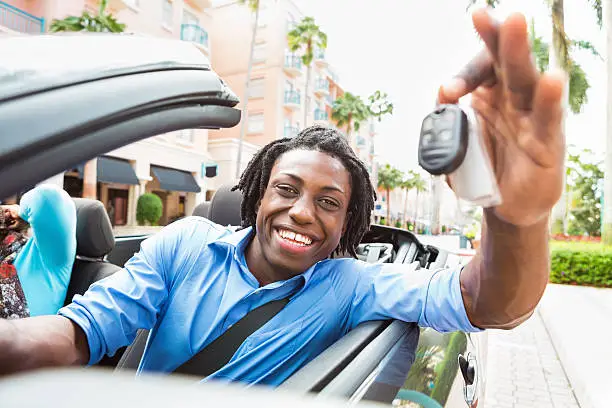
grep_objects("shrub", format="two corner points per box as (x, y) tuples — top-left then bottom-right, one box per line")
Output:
(395, 220), (403, 228)
(550, 243), (612, 288)
(136, 193), (163, 226)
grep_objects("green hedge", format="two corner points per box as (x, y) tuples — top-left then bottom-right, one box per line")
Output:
(550, 242), (612, 288)
(136, 193), (163, 226)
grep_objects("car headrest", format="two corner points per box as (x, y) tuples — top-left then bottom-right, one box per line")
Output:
(72, 198), (115, 259)
(192, 201), (210, 218)
(208, 185), (243, 227)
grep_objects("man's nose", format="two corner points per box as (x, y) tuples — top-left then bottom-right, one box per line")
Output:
(288, 195), (315, 224)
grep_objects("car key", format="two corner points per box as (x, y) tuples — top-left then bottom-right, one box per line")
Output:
(418, 104), (469, 175)
(418, 104), (502, 208)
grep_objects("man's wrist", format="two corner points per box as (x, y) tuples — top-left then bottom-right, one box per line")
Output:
(484, 207), (550, 236)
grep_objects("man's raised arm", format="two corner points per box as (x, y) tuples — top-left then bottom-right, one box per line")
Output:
(438, 9), (565, 329)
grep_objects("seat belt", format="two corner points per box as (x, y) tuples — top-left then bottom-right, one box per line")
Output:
(174, 296), (290, 377)
(116, 296), (290, 377)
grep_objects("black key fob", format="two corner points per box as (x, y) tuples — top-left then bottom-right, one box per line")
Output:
(418, 104), (469, 175)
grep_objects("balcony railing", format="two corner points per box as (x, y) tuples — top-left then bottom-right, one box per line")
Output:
(284, 90), (301, 105)
(314, 109), (328, 121)
(181, 23), (209, 49)
(284, 125), (299, 138)
(0, 1), (44, 34)
(356, 135), (366, 147)
(325, 94), (334, 106)
(284, 54), (302, 71)
(315, 78), (329, 93)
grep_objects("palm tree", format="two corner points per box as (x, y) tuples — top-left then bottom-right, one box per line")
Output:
(287, 17), (327, 126)
(411, 173), (428, 227)
(50, 0), (125, 199)
(400, 173), (415, 227)
(49, 0), (125, 33)
(368, 90), (394, 122)
(331, 92), (370, 147)
(377, 164), (404, 224)
(235, 0), (261, 179)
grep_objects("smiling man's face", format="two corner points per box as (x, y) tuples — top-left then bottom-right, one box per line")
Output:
(246, 149), (352, 282)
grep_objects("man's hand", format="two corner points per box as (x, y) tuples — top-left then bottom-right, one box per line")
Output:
(439, 9), (566, 226)
(443, 9), (566, 329)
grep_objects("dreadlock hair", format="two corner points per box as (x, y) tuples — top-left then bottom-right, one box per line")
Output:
(232, 124), (377, 258)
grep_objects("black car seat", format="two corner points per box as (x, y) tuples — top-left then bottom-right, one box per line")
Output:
(63, 198), (123, 368)
(64, 198), (118, 305)
(192, 201), (210, 219)
(116, 185), (245, 372)
(207, 185), (242, 226)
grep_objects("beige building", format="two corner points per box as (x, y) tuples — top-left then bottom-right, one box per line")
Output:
(1, 0), (217, 226)
(207, 0), (376, 191)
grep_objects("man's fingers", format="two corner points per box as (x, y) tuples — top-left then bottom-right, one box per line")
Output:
(516, 70), (565, 168)
(438, 8), (500, 104)
(438, 49), (495, 104)
(531, 70), (565, 143)
(472, 8), (500, 61)
(499, 13), (539, 111)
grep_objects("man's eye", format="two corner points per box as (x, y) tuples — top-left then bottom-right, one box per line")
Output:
(319, 198), (340, 209)
(276, 185), (298, 196)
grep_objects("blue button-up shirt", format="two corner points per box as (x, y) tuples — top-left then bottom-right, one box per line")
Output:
(59, 217), (480, 386)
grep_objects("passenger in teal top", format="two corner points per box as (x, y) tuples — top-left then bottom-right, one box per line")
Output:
(2, 185), (77, 317)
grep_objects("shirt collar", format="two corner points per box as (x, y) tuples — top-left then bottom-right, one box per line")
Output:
(211, 226), (320, 285)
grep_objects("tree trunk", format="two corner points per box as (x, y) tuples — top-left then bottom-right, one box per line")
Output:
(82, 158), (97, 199)
(550, 0), (570, 233)
(386, 187), (391, 224)
(304, 63), (311, 126)
(431, 176), (441, 235)
(235, 4), (260, 179)
(403, 188), (409, 226)
(414, 190), (420, 227)
(604, 0), (612, 243)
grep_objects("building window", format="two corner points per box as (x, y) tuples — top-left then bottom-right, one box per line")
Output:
(248, 113), (264, 134)
(253, 43), (266, 63)
(161, 0), (173, 27)
(249, 77), (265, 99)
(177, 129), (194, 143)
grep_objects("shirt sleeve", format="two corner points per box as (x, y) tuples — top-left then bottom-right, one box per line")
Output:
(347, 262), (483, 333)
(19, 184), (77, 268)
(58, 218), (194, 365)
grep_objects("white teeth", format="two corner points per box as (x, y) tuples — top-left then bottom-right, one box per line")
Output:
(278, 229), (312, 245)
(295, 233), (312, 245)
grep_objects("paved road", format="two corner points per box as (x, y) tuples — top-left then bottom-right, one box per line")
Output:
(483, 308), (579, 408)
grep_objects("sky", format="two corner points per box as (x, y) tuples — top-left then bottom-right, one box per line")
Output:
(294, 0), (607, 173)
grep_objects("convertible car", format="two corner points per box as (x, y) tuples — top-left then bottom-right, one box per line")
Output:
(0, 34), (486, 408)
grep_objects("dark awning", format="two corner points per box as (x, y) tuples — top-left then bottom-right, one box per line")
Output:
(151, 165), (201, 193)
(75, 156), (139, 185)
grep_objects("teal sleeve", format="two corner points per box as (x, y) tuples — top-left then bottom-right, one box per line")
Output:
(19, 184), (77, 268)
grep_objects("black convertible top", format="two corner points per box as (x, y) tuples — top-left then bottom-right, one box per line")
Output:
(0, 33), (213, 102)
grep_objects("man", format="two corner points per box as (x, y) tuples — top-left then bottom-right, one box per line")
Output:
(0, 9), (564, 384)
